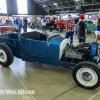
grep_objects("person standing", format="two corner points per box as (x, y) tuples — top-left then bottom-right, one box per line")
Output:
(65, 15), (74, 44)
(0, 18), (2, 25)
(41, 17), (46, 34)
(51, 19), (55, 24)
(2, 18), (5, 24)
(95, 18), (100, 42)
(75, 19), (87, 44)
(12, 18), (14, 25)
(19, 19), (22, 32)
(14, 18), (16, 26)
(15, 17), (19, 31)
(24, 17), (28, 32)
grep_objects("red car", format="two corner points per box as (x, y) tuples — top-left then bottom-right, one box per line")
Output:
(53, 22), (66, 32)
(0, 25), (17, 34)
(55, 22), (66, 29)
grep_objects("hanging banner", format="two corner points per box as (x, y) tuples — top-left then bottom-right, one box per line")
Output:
(35, 17), (37, 20)
(5, 16), (9, 19)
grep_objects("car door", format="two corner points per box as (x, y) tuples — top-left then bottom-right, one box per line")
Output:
(30, 40), (47, 58)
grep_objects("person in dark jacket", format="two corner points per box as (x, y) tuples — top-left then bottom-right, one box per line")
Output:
(41, 17), (46, 34)
(75, 19), (87, 44)
(24, 17), (28, 32)
(19, 18), (22, 32)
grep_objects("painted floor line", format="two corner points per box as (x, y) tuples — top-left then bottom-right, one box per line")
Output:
(51, 85), (77, 100)
(12, 70), (36, 100)
(88, 91), (100, 100)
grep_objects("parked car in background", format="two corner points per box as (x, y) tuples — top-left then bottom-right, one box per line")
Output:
(49, 21), (66, 32)
(0, 25), (17, 34)
(55, 22), (66, 29)
(75, 20), (96, 34)
(46, 19), (55, 28)
(30, 20), (41, 29)
(30, 19), (55, 30)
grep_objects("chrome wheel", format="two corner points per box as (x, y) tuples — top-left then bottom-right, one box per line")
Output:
(81, 72), (93, 82)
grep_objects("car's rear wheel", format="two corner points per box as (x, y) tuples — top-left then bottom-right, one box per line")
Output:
(0, 43), (14, 67)
(73, 62), (100, 89)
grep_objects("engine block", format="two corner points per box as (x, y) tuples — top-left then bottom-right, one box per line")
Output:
(65, 48), (83, 59)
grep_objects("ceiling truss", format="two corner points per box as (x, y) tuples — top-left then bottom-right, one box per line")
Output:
(33, 0), (100, 14)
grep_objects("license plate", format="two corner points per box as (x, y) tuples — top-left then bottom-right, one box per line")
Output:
(7, 31), (12, 33)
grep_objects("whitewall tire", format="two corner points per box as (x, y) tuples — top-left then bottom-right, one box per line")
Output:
(73, 62), (100, 89)
(0, 43), (14, 67)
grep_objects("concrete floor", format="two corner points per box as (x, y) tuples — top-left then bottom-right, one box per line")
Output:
(0, 28), (100, 100)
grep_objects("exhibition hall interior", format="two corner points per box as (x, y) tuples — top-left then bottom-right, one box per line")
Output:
(0, 0), (100, 100)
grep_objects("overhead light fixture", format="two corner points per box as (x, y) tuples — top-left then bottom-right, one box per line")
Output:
(75, 0), (80, 1)
(43, 5), (46, 7)
(53, 3), (57, 6)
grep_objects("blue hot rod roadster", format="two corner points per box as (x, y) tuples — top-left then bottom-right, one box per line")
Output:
(0, 31), (100, 89)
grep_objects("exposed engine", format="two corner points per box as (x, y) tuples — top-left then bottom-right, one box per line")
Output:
(62, 43), (91, 63)
(65, 45), (83, 60)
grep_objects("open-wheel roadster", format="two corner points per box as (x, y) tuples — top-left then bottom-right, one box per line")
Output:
(0, 31), (100, 89)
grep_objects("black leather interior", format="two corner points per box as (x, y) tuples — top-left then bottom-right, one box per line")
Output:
(19, 31), (47, 41)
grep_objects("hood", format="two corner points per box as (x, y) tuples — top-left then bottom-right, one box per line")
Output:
(49, 36), (64, 44)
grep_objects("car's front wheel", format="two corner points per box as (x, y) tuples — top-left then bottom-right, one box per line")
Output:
(0, 43), (14, 67)
(73, 62), (100, 89)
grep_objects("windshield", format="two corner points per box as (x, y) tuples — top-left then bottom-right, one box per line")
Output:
(46, 30), (61, 39)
